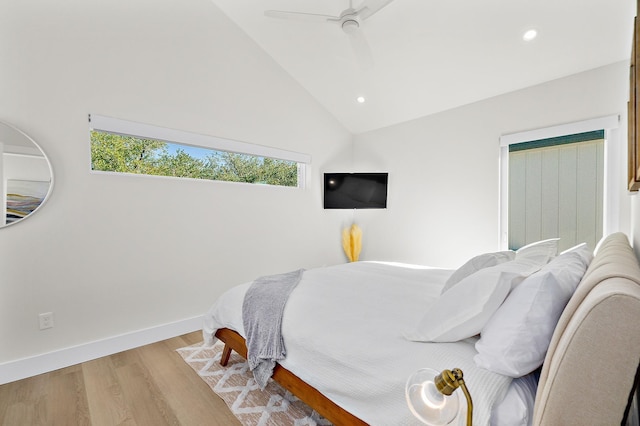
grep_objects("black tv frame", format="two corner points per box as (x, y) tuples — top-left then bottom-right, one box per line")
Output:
(323, 172), (388, 209)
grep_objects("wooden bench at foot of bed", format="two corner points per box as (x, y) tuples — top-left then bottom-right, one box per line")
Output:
(214, 328), (368, 426)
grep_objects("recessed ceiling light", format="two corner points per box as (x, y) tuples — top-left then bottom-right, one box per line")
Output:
(356, 96), (366, 103)
(523, 29), (538, 42)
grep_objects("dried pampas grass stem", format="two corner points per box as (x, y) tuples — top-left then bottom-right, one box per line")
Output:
(342, 224), (362, 262)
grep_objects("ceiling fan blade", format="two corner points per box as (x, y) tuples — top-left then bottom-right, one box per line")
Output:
(355, 0), (395, 21)
(264, 10), (340, 23)
(347, 29), (374, 70)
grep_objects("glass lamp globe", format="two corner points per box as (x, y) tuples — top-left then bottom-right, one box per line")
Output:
(405, 368), (460, 425)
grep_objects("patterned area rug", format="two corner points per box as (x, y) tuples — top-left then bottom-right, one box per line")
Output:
(176, 342), (331, 426)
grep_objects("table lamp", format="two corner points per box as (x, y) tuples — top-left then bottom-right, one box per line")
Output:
(405, 367), (473, 426)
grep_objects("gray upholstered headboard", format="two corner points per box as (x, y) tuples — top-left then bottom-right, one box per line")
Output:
(533, 232), (640, 425)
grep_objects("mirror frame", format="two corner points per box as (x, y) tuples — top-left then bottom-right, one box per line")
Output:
(1, 121), (54, 228)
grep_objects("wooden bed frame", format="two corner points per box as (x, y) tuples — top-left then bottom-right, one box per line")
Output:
(214, 328), (367, 426)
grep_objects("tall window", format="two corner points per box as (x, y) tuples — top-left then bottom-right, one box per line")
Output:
(499, 116), (621, 252)
(89, 115), (310, 188)
(508, 131), (604, 251)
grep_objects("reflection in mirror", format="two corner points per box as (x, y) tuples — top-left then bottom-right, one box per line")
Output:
(0, 121), (53, 227)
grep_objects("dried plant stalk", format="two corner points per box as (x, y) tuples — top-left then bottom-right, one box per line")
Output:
(342, 224), (362, 262)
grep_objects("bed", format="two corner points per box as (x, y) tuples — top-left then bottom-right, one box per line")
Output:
(202, 232), (640, 425)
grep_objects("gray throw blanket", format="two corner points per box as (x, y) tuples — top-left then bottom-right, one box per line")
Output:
(242, 268), (304, 389)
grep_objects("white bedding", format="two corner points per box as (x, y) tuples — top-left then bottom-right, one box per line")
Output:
(203, 261), (514, 426)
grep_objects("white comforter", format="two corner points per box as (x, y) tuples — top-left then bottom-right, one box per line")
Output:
(203, 261), (512, 426)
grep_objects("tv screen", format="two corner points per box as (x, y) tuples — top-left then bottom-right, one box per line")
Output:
(323, 172), (388, 209)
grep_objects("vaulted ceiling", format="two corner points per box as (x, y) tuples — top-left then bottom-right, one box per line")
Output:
(210, 0), (635, 134)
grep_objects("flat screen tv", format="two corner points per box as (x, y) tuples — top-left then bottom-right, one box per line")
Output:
(323, 172), (388, 209)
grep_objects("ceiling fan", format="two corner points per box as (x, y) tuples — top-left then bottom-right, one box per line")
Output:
(265, 0), (395, 68)
(265, 0), (394, 33)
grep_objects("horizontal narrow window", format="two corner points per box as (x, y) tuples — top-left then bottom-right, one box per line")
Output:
(88, 115), (310, 188)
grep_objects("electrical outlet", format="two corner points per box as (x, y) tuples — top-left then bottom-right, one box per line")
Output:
(39, 312), (54, 330)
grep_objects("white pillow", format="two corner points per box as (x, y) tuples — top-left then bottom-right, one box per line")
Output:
(405, 258), (541, 343)
(441, 251), (515, 294)
(593, 235), (608, 256)
(474, 245), (591, 377)
(490, 370), (540, 426)
(515, 238), (560, 264)
(560, 242), (593, 264)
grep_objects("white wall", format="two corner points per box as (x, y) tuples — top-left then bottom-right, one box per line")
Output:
(2, 0), (638, 380)
(0, 0), (353, 365)
(3, 156), (50, 182)
(353, 62), (632, 268)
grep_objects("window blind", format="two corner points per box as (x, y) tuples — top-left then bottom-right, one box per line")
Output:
(508, 136), (604, 251)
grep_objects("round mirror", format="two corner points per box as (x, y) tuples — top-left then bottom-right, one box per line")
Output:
(0, 121), (53, 227)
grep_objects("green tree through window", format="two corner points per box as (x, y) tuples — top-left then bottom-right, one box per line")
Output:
(90, 130), (299, 187)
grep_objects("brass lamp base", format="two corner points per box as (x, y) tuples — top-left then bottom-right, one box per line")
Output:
(435, 368), (473, 426)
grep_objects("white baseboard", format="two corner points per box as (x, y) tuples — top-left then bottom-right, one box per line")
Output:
(0, 315), (203, 385)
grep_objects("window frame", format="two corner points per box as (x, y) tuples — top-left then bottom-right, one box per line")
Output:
(88, 114), (311, 189)
(498, 115), (620, 250)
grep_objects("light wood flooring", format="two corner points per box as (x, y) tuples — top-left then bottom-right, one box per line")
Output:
(0, 331), (241, 426)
